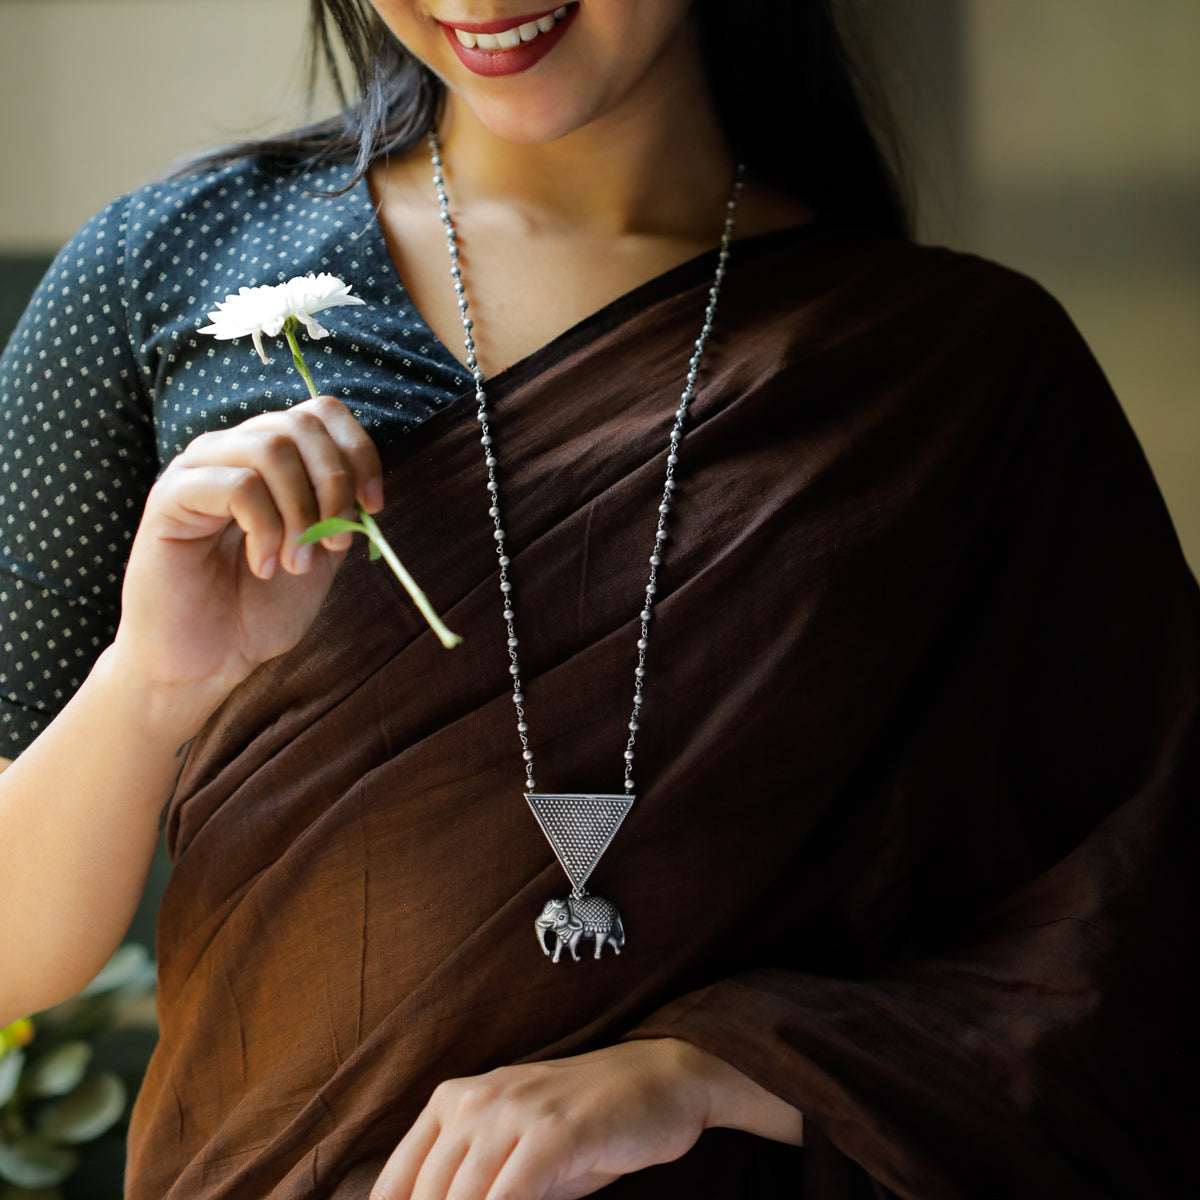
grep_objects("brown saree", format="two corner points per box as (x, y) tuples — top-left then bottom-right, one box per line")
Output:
(128, 225), (1200, 1199)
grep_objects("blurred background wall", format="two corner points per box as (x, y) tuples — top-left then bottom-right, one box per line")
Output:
(1, 0), (1197, 583)
(880, 0), (1199, 575)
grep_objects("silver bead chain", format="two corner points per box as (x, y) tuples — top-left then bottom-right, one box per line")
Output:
(429, 132), (744, 799)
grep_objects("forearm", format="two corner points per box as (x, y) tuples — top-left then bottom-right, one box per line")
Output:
(0, 644), (220, 1024)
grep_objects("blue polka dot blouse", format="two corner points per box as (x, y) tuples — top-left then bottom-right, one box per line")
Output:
(0, 158), (473, 756)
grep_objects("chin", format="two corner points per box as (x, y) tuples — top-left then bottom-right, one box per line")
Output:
(452, 88), (596, 146)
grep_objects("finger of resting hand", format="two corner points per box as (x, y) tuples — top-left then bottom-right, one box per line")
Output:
(160, 465), (284, 580)
(438, 1132), (523, 1200)
(480, 1128), (579, 1200)
(371, 1111), (443, 1200)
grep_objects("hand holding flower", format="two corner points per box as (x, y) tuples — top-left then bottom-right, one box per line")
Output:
(200, 274), (462, 648)
(114, 397), (384, 714)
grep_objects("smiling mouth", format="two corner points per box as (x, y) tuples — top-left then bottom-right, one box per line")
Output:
(447, 5), (575, 51)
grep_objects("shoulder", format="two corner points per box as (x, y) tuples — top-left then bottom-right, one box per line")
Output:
(732, 226), (1098, 414)
(115, 157), (364, 278)
(784, 228), (1072, 340)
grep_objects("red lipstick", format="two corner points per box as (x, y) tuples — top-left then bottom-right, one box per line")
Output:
(440, 5), (577, 78)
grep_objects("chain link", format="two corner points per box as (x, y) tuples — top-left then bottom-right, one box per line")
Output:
(430, 133), (744, 800)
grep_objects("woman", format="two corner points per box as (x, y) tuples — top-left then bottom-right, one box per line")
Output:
(1, 2), (1196, 1197)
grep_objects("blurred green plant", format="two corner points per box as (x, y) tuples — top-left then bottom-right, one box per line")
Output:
(0, 945), (157, 1200)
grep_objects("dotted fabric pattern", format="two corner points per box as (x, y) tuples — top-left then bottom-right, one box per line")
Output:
(0, 158), (472, 757)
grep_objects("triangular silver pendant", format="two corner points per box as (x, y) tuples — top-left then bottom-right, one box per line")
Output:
(525, 792), (634, 896)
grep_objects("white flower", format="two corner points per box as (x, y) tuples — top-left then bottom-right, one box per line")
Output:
(198, 273), (365, 363)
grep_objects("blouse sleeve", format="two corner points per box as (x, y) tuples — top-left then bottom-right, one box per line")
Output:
(625, 300), (1200, 1199)
(0, 194), (158, 757)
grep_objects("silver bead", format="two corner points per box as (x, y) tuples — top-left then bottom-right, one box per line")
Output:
(428, 133), (744, 816)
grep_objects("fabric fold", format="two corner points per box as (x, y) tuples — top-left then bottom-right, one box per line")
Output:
(128, 228), (1198, 1199)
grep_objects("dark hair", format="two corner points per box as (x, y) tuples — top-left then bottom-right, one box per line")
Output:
(188, 0), (910, 237)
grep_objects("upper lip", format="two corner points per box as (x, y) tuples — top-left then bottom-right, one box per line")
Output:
(440, 5), (565, 35)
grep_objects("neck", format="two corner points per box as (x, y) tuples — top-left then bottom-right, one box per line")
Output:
(433, 25), (736, 240)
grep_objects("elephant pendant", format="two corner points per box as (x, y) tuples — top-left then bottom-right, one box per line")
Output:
(534, 892), (625, 962)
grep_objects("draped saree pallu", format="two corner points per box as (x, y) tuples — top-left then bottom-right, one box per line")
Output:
(127, 228), (1200, 1200)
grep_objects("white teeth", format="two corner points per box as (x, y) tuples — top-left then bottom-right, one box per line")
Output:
(453, 7), (569, 51)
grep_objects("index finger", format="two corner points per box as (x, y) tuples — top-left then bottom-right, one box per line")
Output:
(301, 395), (384, 513)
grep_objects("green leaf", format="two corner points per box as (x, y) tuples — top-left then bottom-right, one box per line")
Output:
(0, 1051), (24, 1108)
(297, 518), (364, 545)
(0, 1138), (76, 1188)
(367, 538), (382, 561)
(79, 946), (148, 997)
(33, 1074), (126, 1145)
(22, 1045), (91, 1100)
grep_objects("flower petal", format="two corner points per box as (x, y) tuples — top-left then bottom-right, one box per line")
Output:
(298, 315), (331, 340)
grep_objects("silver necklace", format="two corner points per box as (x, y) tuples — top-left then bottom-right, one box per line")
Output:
(429, 133), (744, 962)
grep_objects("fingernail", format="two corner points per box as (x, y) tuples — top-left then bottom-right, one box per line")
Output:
(293, 543), (314, 574)
(325, 509), (356, 552)
(259, 555), (278, 581)
(365, 477), (384, 512)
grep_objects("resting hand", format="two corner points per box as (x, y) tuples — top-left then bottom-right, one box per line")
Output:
(114, 396), (382, 714)
(371, 1038), (802, 1200)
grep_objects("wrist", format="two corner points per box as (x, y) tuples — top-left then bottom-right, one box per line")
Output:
(646, 1036), (805, 1147)
(87, 642), (229, 748)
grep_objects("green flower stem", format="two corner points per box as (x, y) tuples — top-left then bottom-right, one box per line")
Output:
(358, 510), (463, 649)
(284, 320), (321, 400)
(285, 319), (462, 649)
